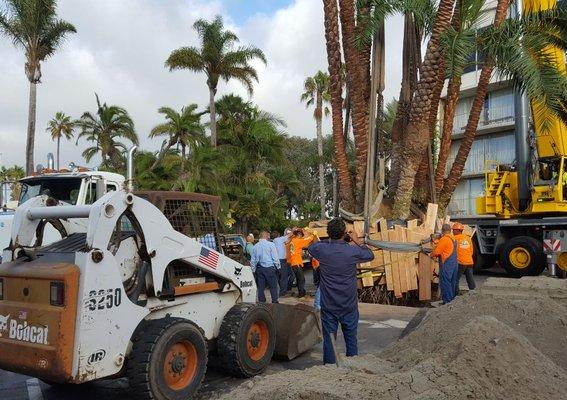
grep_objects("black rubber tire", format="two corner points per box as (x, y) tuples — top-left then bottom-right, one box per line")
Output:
(126, 318), (208, 400)
(217, 303), (276, 378)
(499, 236), (546, 278)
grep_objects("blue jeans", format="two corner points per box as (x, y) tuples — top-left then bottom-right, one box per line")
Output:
(321, 308), (358, 364)
(440, 260), (458, 304)
(256, 267), (279, 303)
(278, 259), (291, 295)
(314, 287), (321, 310)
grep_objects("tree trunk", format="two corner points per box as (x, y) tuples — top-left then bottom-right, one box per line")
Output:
(323, 0), (355, 208)
(434, 2), (462, 194)
(439, 0), (511, 208)
(387, 13), (420, 198)
(339, 0), (370, 212)
(56, 135), (61, 170)
(316, 94), (326, 219)
(209, 86), (217, 147)
(434, 74), (461, 193)
(26, 82), (37, 175)
(332, 168), (339, 216)
(412, 56), (446, 204)
(391, 0), (456, 219)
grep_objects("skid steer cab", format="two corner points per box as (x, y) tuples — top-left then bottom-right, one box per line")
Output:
(0, 190), (320, 400)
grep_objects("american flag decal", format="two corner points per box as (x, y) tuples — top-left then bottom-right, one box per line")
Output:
(198, 247), (219, 269)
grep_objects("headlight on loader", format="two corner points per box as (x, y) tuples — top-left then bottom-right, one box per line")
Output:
(50, 281), (64, 306)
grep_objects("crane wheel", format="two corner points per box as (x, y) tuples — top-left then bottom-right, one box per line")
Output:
(500, 236), (546, 278)
(127, 318), (207, 400)
(217, 303), (276, 378)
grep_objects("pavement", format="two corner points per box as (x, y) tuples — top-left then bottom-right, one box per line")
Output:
(0, 266), (511, 400)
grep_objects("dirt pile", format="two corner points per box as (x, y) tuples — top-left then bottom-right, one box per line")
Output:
(216, 291), (567, 400)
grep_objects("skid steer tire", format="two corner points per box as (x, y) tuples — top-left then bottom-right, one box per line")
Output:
(217, 303), (276, 378)
(127, 318), (207, 400)
(500, 236), (546, 278)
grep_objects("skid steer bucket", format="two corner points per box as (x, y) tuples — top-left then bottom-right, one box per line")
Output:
(267, 303), (322, 360)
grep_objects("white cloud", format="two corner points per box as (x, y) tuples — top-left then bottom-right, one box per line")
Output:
(0, 0), (405, 170)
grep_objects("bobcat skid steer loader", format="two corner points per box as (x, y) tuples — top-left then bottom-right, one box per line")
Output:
(0, 189), (320, 400)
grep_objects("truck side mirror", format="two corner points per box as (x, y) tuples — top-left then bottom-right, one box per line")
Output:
(96, 179), (107, 200)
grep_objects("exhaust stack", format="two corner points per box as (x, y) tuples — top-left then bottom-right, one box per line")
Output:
(127, 146), (137, 192)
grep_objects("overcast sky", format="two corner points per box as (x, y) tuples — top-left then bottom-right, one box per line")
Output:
(0, 0), (404, 169)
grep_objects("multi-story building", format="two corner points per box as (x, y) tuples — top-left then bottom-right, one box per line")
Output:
(442, 1), (517, 217)
(443, 0), (566, 216)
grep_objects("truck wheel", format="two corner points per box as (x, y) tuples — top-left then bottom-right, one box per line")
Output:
(127, 318), (207, 400)
(500, 236), (546, 278)
(217, 303), (276, 378)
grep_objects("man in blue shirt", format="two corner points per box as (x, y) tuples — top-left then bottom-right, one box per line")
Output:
(273, 228), (292, 296)
(251, 231), (281, 303)
(308, 218), (374, 364)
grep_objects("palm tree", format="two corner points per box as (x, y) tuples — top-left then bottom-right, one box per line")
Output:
(0, 0), (76, 175)
(46, 111), (74, 169)
(150, 105), (205, 160)
(301, 71), (331, 219)
(76, 94), (138, 170)
(323, 0), (355, 208)
(165, 15), (266, 147)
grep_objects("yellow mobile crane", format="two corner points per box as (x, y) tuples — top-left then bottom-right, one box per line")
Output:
(467, 0), (567, 277)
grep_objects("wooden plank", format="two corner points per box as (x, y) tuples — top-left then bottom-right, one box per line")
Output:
(175, 281), (219, 296)
(392, 228), (407, 295)
(353, 220), (365, 238)
(361, 273), (374, 287)
(422, 203), (439, 233)
(384, 263), (394, 290)
(378, 218), (388, 233)
(380, 230), (392, 290)
(388, 229), (402, 298)
(407, 219), (418, 230)
(418, 253), (432, 300)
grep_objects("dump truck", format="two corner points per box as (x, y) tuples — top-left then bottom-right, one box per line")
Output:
(0, 180), (320, 399)
(459, 0), (567, 278)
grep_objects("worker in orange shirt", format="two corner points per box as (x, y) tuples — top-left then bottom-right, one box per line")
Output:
(430, 223), (458, 303)
(452, 222), (476, 293)
(288, 228), (318, 298)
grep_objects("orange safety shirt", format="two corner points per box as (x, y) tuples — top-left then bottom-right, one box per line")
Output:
(454, 233), (474, 266)
(289, 236), (314, 266)
(431, 234), (455, 263)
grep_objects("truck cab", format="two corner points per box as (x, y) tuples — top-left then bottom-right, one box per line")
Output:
(0, 170), (124, 254)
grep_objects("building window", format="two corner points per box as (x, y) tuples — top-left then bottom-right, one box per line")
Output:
(452, 88), (515, 134)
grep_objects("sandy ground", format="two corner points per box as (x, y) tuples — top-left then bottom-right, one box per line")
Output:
(217, 277), (567, 400)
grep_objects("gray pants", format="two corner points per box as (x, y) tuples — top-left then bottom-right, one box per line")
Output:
(455, 264), (476, 293)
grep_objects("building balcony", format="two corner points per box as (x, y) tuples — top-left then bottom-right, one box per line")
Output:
(452, 104), (515, 136)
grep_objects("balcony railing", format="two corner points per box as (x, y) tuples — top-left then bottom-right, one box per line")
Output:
(452, 104), (515, 134)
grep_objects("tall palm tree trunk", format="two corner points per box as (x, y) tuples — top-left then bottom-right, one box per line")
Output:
(209, 86), (217, 147)
(26, 82), (37, 175)
(339, 0), (370, 212)
(439, 0), (511, 208)
(413, 58), (446, 201)
(56, 135), (61, 170)
(388, 13), (420, 198)
(391, 0), (456, 219)
(316, 95), (326, 219)
(434, 74), (461, 193)
(323, 0), (355, 208)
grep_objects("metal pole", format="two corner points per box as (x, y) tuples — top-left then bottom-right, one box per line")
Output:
(27, 205), (92, 220)
(127, 146), (138, 193)
(513, 0), (531, 211)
